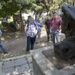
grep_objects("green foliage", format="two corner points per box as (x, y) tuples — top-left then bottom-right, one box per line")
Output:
(35, 5), (43, 11)
(14, 0), (36, 13)
(31, 1), (44, 15)
(15, 0), (35, 5)
(0, 0), (74, 20)
(7, 22), (16, 30)
(50, 4), (59, 13)
(0, 0), (9, 2)
(0, 0), (21, 18)
(42, 18), (46, 24)
(0, 2), (20, 18)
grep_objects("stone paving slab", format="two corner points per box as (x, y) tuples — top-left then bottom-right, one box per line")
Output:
(2, 67), (14, 74)
(0, 54), (34, 75)
(2, 60), (14, 69)
(14, 57), (27, 66)
(14, 64), (29, 74)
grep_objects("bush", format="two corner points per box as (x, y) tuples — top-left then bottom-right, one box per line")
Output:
(8, 22), (15, 28)
(42, 18), (46, 24)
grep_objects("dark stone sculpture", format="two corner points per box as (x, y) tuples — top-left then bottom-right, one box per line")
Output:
(54, 5), (75, 60)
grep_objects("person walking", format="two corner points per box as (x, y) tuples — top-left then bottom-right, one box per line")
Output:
(34, 15), (43, 41)
(45, 16), (51, 42)
(0, 30), (7, 54)
(25, 16), (38, 52)
(50, 12), (62, 45)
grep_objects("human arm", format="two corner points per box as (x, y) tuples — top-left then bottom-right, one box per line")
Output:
(38, 20), (43, 27)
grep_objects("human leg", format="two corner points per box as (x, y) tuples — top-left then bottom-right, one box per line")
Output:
(38, 31), (41, 39)
(46, 29), (50, 42)
(51, 32), (55, 44)
(31, 36), (36, 50)
(55, 31), (60, 43)
(26, 36), (31, 51)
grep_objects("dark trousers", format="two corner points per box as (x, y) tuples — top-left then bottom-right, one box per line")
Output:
(46, 29), (50, 41)
(26, 36), (36, 51)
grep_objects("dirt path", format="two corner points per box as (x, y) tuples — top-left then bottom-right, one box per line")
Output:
(0, 28), (65, 59)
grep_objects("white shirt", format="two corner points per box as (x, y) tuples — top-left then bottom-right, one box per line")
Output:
(25, 23), (38, 37)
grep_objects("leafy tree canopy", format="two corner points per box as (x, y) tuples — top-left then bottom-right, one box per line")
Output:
(0, 0), (75, 18)
(15, 0), (35, 5)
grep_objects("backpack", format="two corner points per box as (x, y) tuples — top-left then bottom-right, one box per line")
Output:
(27, 23), (37, 31)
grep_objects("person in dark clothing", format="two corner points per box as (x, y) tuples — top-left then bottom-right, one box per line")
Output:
(45, 16), (51, 42)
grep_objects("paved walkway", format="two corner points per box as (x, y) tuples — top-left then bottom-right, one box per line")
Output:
(0, 54), (33, 75)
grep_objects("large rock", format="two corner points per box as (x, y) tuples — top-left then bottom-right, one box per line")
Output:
(31, 46), (75, 75)
(54, 5), (75, 60)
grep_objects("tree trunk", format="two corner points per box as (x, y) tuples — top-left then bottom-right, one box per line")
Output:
(20, 9), (23, 31)
(73, 1), (75, 6)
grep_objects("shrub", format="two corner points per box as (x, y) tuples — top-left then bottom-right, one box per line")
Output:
(8, 22), (15, 29)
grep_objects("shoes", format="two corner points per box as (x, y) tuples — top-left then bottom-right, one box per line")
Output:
(4, 52), (8, 54)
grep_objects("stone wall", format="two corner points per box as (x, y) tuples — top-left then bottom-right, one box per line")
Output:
(31, 46), (75, 75)
(32, 56), (45, 75)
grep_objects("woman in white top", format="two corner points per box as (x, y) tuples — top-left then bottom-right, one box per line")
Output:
(25, 16), (38, 52)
